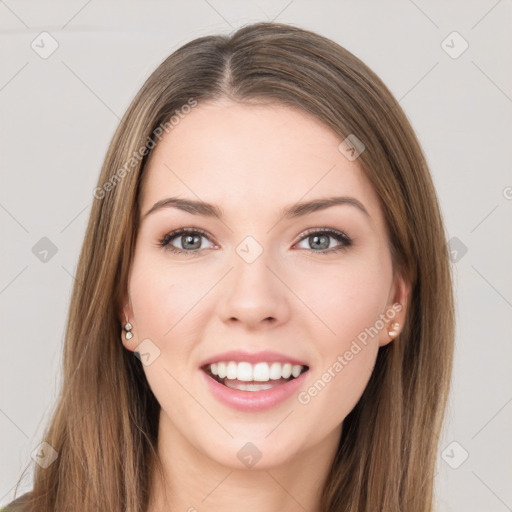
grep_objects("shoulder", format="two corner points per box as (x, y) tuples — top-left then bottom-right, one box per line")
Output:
(1, 492), (33, 512)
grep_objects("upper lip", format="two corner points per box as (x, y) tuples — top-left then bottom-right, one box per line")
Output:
(199, 350), (309, 368)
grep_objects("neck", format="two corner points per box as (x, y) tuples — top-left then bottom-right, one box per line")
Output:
(147, 410), (341, 512)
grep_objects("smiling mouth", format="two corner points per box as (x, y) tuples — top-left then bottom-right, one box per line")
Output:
(202, 361), (309, 392)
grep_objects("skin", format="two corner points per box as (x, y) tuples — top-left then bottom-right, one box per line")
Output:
(121, 98), (410, 512)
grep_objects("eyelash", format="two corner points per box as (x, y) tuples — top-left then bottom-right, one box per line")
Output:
(158, 227), (353, 256)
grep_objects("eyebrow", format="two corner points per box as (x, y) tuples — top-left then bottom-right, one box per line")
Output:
(142, 195), (370, 221)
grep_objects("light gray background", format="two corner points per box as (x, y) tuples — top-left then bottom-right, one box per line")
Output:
(1, 1), (511, 510)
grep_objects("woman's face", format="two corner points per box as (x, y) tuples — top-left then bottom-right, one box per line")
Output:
(123, 99), (409, 469)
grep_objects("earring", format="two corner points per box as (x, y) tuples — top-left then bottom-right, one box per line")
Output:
(124, 322), (133, 340)
(388, 322), (400, 338)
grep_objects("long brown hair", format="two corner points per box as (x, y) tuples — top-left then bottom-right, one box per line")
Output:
(10, 21), (454, 512)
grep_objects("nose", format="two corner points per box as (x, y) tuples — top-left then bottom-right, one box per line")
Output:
(219, 248), (291, 330)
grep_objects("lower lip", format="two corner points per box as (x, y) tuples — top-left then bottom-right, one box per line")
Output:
(201, 369), (309, 412)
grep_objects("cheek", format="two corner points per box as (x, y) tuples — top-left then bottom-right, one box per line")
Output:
(128, 250), (205, 339)
(294, 255), (391, 416)
(296, 270), (386, 429)
(295, 254), (392, 345)
(128, 254), (207, 419)
(130, 268), (173, 336)
(300, 343), (378, 435)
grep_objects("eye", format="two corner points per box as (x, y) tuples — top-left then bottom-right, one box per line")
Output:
(294, 228), (353, 254)
(158, 227), (216, 256)
(158, 227), (353, 256)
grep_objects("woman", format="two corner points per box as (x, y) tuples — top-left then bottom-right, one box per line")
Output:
(4, 21), (454, 512)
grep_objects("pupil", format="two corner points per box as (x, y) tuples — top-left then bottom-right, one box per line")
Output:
(183, 234), (200, 250)
(310, 234), (328, 250)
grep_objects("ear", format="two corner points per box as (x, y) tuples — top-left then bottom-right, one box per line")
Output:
(119, 293), (136, 351)
(378, 271), (411, 347)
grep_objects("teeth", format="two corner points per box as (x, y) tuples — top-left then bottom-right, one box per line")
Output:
(224, 381), (276, 391)
(282, 363), (292, 379)
(269, 362), (282, 380)
(253, 362), (269, 382)
(291, 364), (302, 378)
(226, 361), (237, 380)
(237, 362), (253, 381)
(209, 361), (305, 382)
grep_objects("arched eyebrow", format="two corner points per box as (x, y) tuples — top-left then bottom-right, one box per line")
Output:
(280, 196), (370, 219)
(143, 197), (222, 219)
(142, 195), (370, 221)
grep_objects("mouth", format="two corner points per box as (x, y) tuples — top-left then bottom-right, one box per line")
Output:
(202, 361), (310, 392)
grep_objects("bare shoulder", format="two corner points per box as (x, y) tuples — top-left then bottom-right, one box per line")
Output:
(1, 492), (33, 512)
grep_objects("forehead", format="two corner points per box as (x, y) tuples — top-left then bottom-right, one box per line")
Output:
(140, 99), (383, 225)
